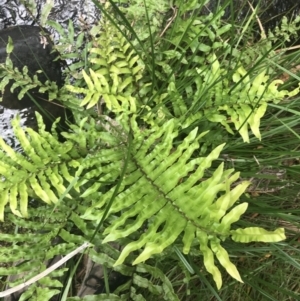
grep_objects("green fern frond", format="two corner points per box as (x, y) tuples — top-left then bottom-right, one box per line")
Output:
(0, 208), (74, 300)
(78, 115), (282, 288)
(0, 4), (290, 295)
(47, 19), (89, 78)
(0, 115), (75, 219)
(0, 57), (42, 102)
(197, 54), (300, 142)
(66, 17), (144, 112)
(0, 113), (125, 220)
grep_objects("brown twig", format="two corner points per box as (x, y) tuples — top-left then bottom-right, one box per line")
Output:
(159, 6), (177, 38)
(248, 0), (266, 40)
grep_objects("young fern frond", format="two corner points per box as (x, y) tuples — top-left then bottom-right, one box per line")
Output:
(66, 17), (144, 112)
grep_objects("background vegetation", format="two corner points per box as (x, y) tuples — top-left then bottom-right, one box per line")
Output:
(0, 0), (300, 300)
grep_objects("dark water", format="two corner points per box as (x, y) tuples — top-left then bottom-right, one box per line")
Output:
(1, 1), (298, 35)
(0, 25), (69, 151)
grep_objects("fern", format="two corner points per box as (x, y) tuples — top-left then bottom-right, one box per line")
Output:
(0, 105), (285, 292)
(198, 54), (300, 142)
(0, 169), (181, 300)
(65, 16), (143, 112)
(0, 2), (291, 298)
(0, 207), (76, 300)
(0, 87), (181, 298)
(0, 114), (74, 219)
(79, 116), (284, 289)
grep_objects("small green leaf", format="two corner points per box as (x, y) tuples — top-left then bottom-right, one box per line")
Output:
(9, 185), (22, 217)
(199, 232), (222, 290)
(211, 240), (243, 283)
(216, 24), (232, 35)
(199, 43), (211, 52)
(19, 181), (28, 218)
(248, 103), (267, 140)
(6, 36), (14, 54)
(82, 69), (94, 91)
(67, 19), (75, 43)
(40, 0), (54, 27)
(0, 190), (9, 221)
(231, 227), (286, 243)
(221, 203), (248, 229)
